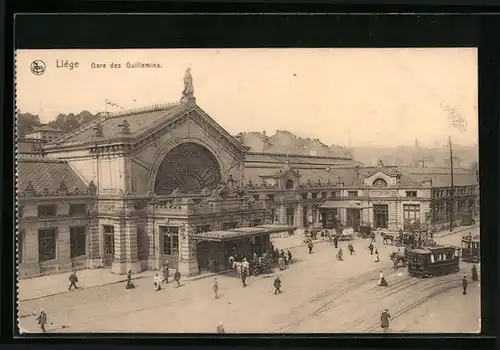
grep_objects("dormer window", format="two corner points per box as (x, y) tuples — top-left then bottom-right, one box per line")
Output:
(285, 179), (294, 189)
(372, 178), (388, 187)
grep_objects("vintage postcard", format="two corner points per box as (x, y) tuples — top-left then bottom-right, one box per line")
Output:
(15, 48), (479, 334)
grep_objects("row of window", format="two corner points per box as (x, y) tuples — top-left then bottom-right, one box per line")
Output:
(433, 187), (476, 198)
(19, 204), (88, 218)
(260, 190), (417, 201)
(18, 227), (87, 263)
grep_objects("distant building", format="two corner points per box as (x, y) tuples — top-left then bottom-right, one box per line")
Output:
(24, 125), (63, 142)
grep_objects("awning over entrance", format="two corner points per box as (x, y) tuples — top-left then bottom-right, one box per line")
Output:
(190, 225), (296, 242)
(319, 200), (371, 210)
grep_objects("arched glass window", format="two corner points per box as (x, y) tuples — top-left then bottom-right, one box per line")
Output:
(285, 179), (294, 189)
(372, 178), (388, 187)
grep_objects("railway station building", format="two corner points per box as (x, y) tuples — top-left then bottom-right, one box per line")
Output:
(17, 76), (479, 278)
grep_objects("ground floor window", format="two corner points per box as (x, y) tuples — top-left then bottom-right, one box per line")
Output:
(160, 226), (179, 255)
(38, 228), (57, 262)
(70, 226), (86, 258)
(404, 204), (421, 221)
(103, 225), (115, 256)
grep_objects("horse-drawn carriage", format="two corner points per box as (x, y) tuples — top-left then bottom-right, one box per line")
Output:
(380, 231), (401, 245)
(251, 255), (274, 276)
(406, 245), (460, 278)
(359, 224), (374, 239)
(461, 235), (480, 263)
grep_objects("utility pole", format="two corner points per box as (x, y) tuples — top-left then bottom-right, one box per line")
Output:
(449, 136), (455, 232)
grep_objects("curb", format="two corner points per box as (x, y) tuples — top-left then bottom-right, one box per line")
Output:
(434, 225), (479, 239)
(19, 275), (152, 303)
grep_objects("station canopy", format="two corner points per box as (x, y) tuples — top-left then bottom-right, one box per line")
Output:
(189, 224), (296, 242)
(319, 200), (371, 210)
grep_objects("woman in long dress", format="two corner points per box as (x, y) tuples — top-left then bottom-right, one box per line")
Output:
(378, 270), (388, 287)
(153, 273), (162, 291)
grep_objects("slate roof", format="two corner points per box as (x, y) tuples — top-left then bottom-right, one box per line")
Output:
(52, 102), (189, 145)
(17, 159), (87, 194)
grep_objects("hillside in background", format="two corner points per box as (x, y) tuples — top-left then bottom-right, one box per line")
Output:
(17, 110), (98, 137)
(352, 143), (478, 168)
(238, 130), (353, 158)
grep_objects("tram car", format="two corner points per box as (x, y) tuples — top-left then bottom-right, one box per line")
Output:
(406, 245), (460, 278)
(461, 235), (480, 263)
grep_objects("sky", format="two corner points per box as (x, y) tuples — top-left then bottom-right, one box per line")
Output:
(16, 48), (478, 148)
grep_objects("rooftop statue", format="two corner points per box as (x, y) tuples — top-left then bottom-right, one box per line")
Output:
(181, 68), (195, 103)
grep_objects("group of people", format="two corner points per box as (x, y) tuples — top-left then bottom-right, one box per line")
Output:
(154, 261), (181, 291)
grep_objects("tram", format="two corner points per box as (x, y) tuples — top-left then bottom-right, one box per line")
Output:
(406, 245), (460, 278)
(461, 235), (480, 263)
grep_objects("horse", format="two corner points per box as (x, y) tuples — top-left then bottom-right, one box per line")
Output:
(381, 232), (396, 245)
(390, 252), (407, 269)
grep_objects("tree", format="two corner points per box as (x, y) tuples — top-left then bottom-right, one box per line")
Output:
(17, 112), (41, 137)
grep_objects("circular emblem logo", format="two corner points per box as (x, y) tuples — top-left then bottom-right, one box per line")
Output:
(30, 60), (46, 75)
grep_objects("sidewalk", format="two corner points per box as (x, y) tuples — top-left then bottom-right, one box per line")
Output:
(19, 266), (236, 302)
(432, 224), (479, 238)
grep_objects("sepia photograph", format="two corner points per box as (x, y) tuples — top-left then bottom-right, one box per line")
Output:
(15, 48), (479, 334)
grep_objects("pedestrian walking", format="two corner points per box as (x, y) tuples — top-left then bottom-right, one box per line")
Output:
(241, 271), (247, 287)
(462, 275), (468, 295)
(380, 309), (391, 332)
(287, 250), (293, 264)
(213, 278), (219, 299)
(368, 242), (374, 255)
(153, 273), (162, 291)
(162, 263), (170, 283)
(333, 236), (338, 248)
(217, 321), (225, 334)
(471, 265), (478, 281)
(308, 241), (314, 254)
(378, 270), (388, 287)
(274, 276), (282, 295)
(348, 243), (355, 255)
(373, 249), (380, 263)
(36, 308), (47, 333)
(174, 269), (181, 287)
(126, 269), (135, 289)
(68, 271), (78, 290)
(336, 247), (343, 261)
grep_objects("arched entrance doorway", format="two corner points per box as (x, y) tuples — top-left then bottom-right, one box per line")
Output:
(154, 142), (222, 195)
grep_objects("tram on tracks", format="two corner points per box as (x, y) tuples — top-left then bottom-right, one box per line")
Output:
(406, 245), (460, 278)
(461, 235), (480, 263)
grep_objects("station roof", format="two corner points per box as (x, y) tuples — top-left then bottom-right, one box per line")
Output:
(189, 225), (296, 242)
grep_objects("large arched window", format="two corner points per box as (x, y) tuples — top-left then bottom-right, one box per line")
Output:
(154, 142), (221, 195)
(285, 179), (294, 189)
(372, 178), (388, 187)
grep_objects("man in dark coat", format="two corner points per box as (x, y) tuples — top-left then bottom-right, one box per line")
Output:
(68, 271), (78, 290)
(348, 243), (354, 255)
(471, 265), (478, 281)
(274, 276), (282, 295)
(380, 309), (391, 332)
(368, 242), (374, 255)
(126, 269), (135, 289)
(174, 269), (181, 287)
(287, 250), (293, 264)
(241, 271), (247, 287)
(462, 276), (468, 295)
(308, 241), (314, 254)
(36, 309), (48, 333)
(333, 236), (338, 248)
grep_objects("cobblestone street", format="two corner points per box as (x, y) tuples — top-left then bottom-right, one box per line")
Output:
(19, 229), (480, 334)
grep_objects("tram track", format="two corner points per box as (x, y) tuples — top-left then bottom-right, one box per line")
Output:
(275, 271), (462, 333)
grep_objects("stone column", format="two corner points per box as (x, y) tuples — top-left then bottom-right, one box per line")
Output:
(57, 224), (72, 273)
(340, 208), (347, 225)
(278, 204), (286, 225)
(19, 223), (40, 278)
(307, 207), (313, 227)
(124, 218), (141, 274)
(177, 224), (199, 276)
(111, 202), (127, 274)
(88, 208), (101, 268)
(294, 203), (304, 228)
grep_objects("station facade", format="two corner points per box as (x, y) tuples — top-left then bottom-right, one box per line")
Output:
(17, 80), (479, 279)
